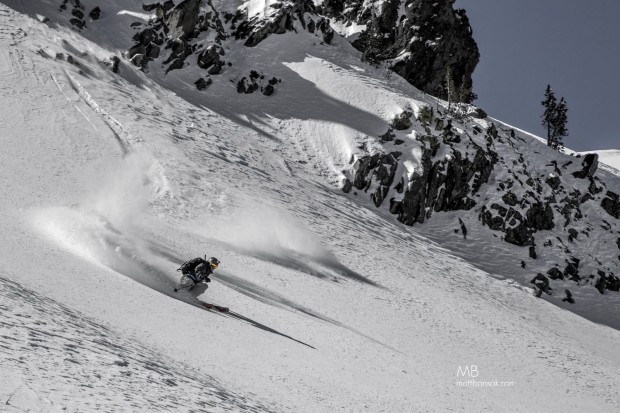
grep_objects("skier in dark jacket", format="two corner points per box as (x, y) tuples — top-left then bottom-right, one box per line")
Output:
(178, 256), (220, 286)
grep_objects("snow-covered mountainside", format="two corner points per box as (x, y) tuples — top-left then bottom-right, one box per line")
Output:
(1, 0), (619, 411)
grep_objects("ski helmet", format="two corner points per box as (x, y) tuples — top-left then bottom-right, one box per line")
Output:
(209, 257), (220, 269)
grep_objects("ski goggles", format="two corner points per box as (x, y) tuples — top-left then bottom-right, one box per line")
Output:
(210, 263), (218, 269)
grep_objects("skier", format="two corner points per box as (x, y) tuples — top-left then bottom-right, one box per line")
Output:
(177, 256), (220, 288)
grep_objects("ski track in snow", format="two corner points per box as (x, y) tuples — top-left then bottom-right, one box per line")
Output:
(65, 72), (132, 154)
(0, 276), (278, 413)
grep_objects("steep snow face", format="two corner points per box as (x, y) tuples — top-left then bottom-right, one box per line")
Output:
(1, 1), (620, 412)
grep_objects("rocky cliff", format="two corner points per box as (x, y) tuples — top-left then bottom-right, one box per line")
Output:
(343, 105), (620, 297)
(87, 0), (478, 101)
(318, 0), (479, 102)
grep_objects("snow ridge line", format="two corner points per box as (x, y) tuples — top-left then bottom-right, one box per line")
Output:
(65, 72), (133, 155)
(50, 73), (97, 131)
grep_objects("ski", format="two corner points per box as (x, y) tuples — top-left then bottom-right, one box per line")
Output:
(201, 302), (229, 313)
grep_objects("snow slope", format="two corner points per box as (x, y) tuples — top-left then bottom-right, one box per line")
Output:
(0, 1), (619, 412)
(592, 149), (620, 175)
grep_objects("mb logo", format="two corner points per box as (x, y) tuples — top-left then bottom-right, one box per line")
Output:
(457, 365), (479, 377)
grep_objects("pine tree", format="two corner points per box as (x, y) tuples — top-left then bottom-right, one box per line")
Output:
(551, 97), (568, 150)
(541, 85), (568, 150)
(541, 84), (557, 147)
(458, 74), (477, 104)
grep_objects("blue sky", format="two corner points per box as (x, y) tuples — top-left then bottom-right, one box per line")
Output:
(455, 0), (620, 151)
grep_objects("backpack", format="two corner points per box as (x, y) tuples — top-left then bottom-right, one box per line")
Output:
(177, 257), (205, 275)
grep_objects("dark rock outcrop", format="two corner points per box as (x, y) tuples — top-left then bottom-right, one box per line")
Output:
(320, 0), (479, 101)
(562, 289), (574, 304)
(89, 6), (101, 20)
(529, 244), (537, 259)
(526, 203), (555, 231)
(129, 0), (226, 73)
(601, 191), (620, 219)
(391, 111), (413, 130)
(531, 273), (551, 297)
(342, 178), (353, 193)
(595, 270), (620, 294)
(237, 76), (259, 94)
(69, 17), (85, 30)
(481, 200), (556, 247)
(564, 257), (580, 282)
(458, 218), (467, 239)
(235, 71), (279, 95)
(233, 1), (330, 46)
(545, 175), (561, 190)
(263, 84), (275, 96)
(197, 45), (223, 71)
(379, 129), (395, 143)
(396, 144), (493, 225)
(595, 275), (607, 294)
(194, 76), (212, 91)
(546, 267), (564, 280)
(106, 56), (120, 73)
(352, 152), (401, 207)
(572, 153), (598, 179)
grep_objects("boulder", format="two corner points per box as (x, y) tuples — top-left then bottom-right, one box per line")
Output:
(545, 175), (561, 190)
(194, 77), (212, 91)
(561, 289), (574, 304)
(391, 112), (413, 130)
(526, 203), (554, 231)
(197, 46), (222, 70)
(595, 274), (608, 294)
(601, 191), (620, 219)
(263, 84), (275, 96)
(564, 258), (580, 282)
(69, 17), (85, 30)
(572, 153), (598, 179)
(89, 7), (101, 20)
(379, 129), (395, 142)
(531, 273), (550, 296)
(108, 56), (120, 73)
(166, 0), (202, 40)
(546, 267), (564, 280)
(567, 228), (578, 242)
(342, 178), (352, 193)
